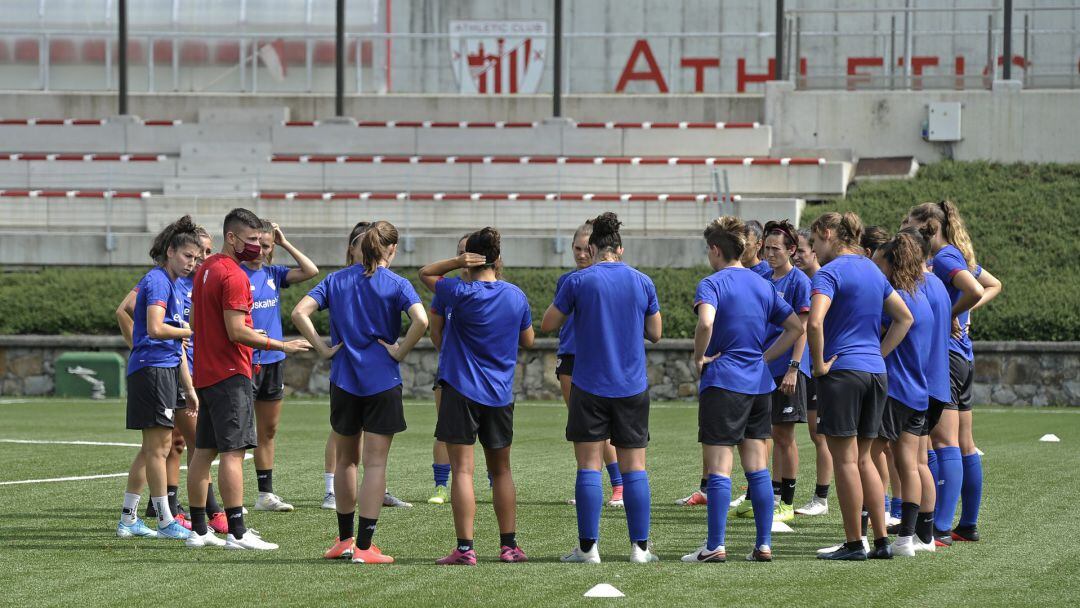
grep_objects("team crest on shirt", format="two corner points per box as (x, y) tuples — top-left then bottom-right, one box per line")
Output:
(267, 278), (276, 290)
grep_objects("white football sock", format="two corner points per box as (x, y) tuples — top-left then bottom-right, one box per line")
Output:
(121, 492), (140, 525)
(151, 495), (174, 527)
(325, 473), (335, 494)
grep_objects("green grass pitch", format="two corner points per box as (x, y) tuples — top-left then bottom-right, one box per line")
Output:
(1, 399), (1078, 607)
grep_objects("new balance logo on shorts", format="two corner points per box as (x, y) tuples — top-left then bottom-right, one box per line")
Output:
(783, 406), (794, 415)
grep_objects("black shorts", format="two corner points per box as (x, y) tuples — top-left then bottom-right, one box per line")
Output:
(948, 352), (975, 412)
(771, 373), (808, 424)
(815, 370), (888, 439)
(555, 354), (575, 378)
(879, 397), (927, 442)
(126, 366), (178, 430)
(806, 376), (818, 410)
(925, 397), (957, 433)
(252, 360), (285, 402)
(698, 387), (771, 446)
(435, 382), (513, 449)
(566, 385), (650, 449)
(330, 384), (406, 437)
(195, 374), (257, 452)
(175, 383), (188, 410)
(432, 366), (440, 392)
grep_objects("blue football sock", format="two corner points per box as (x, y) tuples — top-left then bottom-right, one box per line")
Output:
(959, 453), (983, 528)
(606, 462), (624, 488)
(885, 494), (892, 514)
(621, 470), (651, 544)
(890, 497), (903, 519)
(706, 474), (732, 551)
(575, 470), (603, 543)
(746, 469), (773, 548)
(927, 449), (939, 486)
(432, 463), (451, 487)
(934, 446), (963, 531)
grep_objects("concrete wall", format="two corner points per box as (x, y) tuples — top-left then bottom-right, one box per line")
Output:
(0, 91), (764, 123)
(3, 336), (1077, 407)
(766, 81), (1080, 163)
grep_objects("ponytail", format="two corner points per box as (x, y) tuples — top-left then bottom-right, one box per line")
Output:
(860, 225), (890, 257)
(360, 221), (399, 276)
(588, 212), (622, 254)
(878, 232), (926, 294)
(811, 211), (864, 249)
(149, 215), (201, 265)
(465, 226), (501, 269)
(939, 200), (978, 270)
(345, 221), (371, 266)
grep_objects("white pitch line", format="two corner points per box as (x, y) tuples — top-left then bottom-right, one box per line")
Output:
(0, 445), (251, 486)
(0, 438), (141, 447)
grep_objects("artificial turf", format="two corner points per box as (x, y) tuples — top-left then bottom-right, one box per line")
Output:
(0, 398), (1077, 607)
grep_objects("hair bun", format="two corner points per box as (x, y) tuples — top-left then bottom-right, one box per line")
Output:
(591, 212), (621, 237)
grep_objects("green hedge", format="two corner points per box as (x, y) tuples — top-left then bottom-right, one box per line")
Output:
(0, 162), (1075, 340)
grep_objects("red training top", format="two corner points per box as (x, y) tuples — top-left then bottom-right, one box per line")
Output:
(192, 253), (254, 388)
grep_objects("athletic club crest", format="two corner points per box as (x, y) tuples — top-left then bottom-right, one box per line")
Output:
(449, 20), (547, 94)
(267, 278), (276, 290)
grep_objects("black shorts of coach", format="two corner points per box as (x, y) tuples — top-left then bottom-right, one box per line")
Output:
(948, 351), (975, 412)
(252, 360), (285, 402)
(805, 376), (818, 411)
(435, 382), (513, 449)
(879, 397), (927, 442)
(815, 370), (888, 439)
(195, 374), (258, 452)
(771, 373), (808, 424)
(555, 354), (575, 378)
(127, 365), (179, 430)
(699, 387), (771, 446)
(566, 384), (650, 449)
(330, 383), (406, 437)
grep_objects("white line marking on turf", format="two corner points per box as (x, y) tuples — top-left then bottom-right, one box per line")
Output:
(0, 399), (32, 404)
(0, 439), (141, 447)
(0, 446), (251, 486)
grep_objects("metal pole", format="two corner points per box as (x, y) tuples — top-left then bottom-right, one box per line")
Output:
(903, 0), (912, 89)
(889, 15), (896, 90)
(1023, 13), (1030, 87)
(986, 14), (994, 88)
(774, 0), (784, 79)
(553, 0), (563, 117)
(794, 16), (802, 88)
(335, 0), (345, 116)
(118, 0), (128, 115)
(1003, 0), (1013, 80)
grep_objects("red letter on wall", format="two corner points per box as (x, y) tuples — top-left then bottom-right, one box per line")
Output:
(896, 56), (939, 90)
(846, 56), (884, 90)
(736, 57), (806, 92)
(615, 39), (668, 93)
(680, 57), (720, 93)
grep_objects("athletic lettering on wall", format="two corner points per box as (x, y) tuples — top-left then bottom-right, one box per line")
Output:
(449, 21), (547, 94)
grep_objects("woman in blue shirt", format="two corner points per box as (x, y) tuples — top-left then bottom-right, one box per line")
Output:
(420, 227), (534, 566)
(292, 221), (428, 565)
(742, 220), (772, 279)
(807, 211), (913, 560)
(871, 231), (933, 557)
(241, 220), (319, 512)
(761, 220), (812, 524)
(542, 212), (662, 565)
(904, 201), (1001, 544)
(680, 216), (803, 564)
(556, 221), (625, 509)
(116, 216), (201, 542)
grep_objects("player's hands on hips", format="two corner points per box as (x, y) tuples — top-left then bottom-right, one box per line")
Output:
(813, 355), (838, 378)
(316, 342), (343, 360)
(380, 339), (406, 362)
(694, 352), (719, 377)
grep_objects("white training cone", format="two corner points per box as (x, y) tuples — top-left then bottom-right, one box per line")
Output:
(584, 584), (625, 598)
(1040, 434), (1061, 443)
(976, 448), (985, 456)
(772, 520), (795, 533)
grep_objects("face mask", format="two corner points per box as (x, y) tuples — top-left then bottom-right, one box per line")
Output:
(234, 238), (262, 262)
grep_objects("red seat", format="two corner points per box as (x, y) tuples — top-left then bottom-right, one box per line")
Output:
(179, 41), (209, 64)
(49, 39), (77, 63)
(152, 39), (173, 64)
(215, 41), (240, 63)
(14, 38), (39, 63)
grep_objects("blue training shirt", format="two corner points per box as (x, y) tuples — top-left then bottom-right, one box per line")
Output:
(765, 266), (812, 379)
(751, 260), (772, 279)
(811, 254), (895, 374)
(931, 245), (981, 361)
(553, 262), (660, 399)
(920, 272), (953, 404)
(176, 275), (194, 374)
(307, 265), (421, 397)
(883, 288), (933, 412)
(436, 277), (532, 407)
(129, 266), (185, 375)
(555, 270), (577, 356)
(243, 264), (290, 365)
(696, 267), (794, 395)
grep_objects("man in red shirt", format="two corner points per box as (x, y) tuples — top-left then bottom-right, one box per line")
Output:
(185, 208), (310, 551)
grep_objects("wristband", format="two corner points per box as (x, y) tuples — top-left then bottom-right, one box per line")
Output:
(788, 359), (801, 369)
(266, 336), (273, 351)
